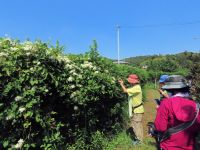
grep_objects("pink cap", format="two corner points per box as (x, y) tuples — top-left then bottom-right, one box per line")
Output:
(128, 74), (139, 84)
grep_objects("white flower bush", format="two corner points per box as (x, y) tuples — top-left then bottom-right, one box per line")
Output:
(0, 38), (147, 149)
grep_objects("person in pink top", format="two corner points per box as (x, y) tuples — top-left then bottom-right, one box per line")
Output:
(154, 75), (200, 150)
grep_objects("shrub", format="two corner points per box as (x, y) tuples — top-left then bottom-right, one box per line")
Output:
(0, 38), (127, 149)
(0, 38), (151, 149)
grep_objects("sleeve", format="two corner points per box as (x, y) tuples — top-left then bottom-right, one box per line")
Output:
(163, 90), (168, 95)
(127, 86), (141, 97)
(154, 101), (169, 132)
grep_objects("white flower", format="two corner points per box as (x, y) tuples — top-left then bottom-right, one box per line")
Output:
(19, 107), (26, 113)
(14, 139), (24, 149)
(68, 77), (73, 82)
(65, 64), (73, 69)
(10, 47), (18, 51)
(63, 56), (71, 63)
(105, 70), (109, 73)
(23, 41), (33, 51)
(26, 52), (31, 56)
(78, 75), (82, 79)
(70, 92), (76, 98)
(15, 96), (22, 102)
(70, 85), (75, 89)
(6, 115), (12, 120)
(94, 71), (99, 74)
(81, 61), (93, 69)
(57, 55), (71, 63)
(72, 72), (78, 76)
(69, 69), (75, 73)
(77, 84), (82, 87)
(92, 66), (97, 70)
(18, 139), (24, 144)
(23, 45), (33, 51)
(0, 52), (8, 57)
(37, 62), (41, 65)
(74, 105), (79, 111)
(111, 77), (116, 83)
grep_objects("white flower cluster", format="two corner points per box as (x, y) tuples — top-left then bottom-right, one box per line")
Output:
(0, 38), (17, 47)
(105, 70), (109, 73)
(77, 74), (82, 79)
(65, 64), (74, 69)
(19, 107), (26, 113)
(69, 69), (77, 75)
(76, 84), (82, 87)
(80, 61), (101, 75)
(70, 92), (77, 98)
(81, 61), (93, 69)
(14, 139), (24, 149)
(67, 77), (74, 82)
(6, 115), (12, 120)
(15, 96), (23, 102)
(70, 85), (75, 89)
(57, 55), (71, 63)
(111, 77), (116, 84)
(23, 41), (34, 51)
(0, 52), (8, 57)
(10, 47), (19, 51)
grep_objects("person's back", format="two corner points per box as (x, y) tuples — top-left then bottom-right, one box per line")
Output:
(155, 96), (200, 150)
(154, 75), (200, 150)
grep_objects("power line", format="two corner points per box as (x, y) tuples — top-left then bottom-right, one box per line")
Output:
(121, 20), (200, 29)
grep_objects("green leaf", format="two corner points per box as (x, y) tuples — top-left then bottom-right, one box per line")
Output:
(3, 140), (9, 148)
(23, 121), (32, 128)
(24, 111), (33, 119)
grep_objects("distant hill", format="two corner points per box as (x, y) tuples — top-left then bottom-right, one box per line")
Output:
(123, 51), (199, 67)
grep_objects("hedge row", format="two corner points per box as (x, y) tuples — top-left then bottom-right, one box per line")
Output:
(0, 38), (152, 149)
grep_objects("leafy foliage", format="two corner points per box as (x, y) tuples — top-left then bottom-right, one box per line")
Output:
(188, 53), (200, 101)
(0, 38), (149, 149)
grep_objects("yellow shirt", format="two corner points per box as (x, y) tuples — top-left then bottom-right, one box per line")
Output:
(127, 84), (144, 115)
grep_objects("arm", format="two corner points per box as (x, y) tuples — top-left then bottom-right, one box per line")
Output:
(154, 101), (169, 132)
(158, 89), (169, 98)
(118, 79), (128, 93)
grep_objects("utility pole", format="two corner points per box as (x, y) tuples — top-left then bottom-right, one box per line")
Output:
(117, 25), (120, 64)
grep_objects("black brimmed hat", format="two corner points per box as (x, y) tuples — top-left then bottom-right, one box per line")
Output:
(162, 75), (189, 89)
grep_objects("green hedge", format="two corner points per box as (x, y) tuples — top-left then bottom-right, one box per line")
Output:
(0, 38), (152, 149)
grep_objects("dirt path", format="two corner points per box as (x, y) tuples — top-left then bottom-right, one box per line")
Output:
(116, 89), (160, 150)
(143, 89), (159, 137)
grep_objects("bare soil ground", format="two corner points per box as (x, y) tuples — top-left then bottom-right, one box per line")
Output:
(116, 89), (160, 150)
(143, 89), (159, 137)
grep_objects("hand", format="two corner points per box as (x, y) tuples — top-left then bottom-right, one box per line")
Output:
(158, 89), (162, 94)
(118, 79), (124, 84)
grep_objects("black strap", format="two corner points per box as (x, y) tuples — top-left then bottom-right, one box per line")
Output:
(133, 103), (143, 110)
(160, 103), (200, 142)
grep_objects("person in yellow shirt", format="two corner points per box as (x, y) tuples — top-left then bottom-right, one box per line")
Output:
(118, 74), (144, 144)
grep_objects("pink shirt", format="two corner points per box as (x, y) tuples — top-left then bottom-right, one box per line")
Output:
(154, 97), (200, 150)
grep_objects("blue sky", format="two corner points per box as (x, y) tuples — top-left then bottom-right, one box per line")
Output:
(1, 0), (200, 59)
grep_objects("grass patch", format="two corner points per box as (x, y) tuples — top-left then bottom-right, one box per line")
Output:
(105, 131), (156, 150)
(144, 83), (158, 90)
